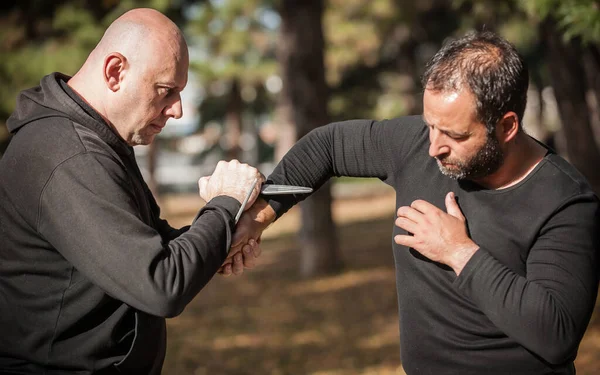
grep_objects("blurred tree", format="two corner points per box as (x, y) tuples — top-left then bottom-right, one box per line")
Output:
(538, 19), (600, 193)
(522, 0), (600, 193)
(324, 0), (463, 120)
(278, 0), (342, 277)
(184, 0), (279, 162)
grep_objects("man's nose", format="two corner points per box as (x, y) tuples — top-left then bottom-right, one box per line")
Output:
(164, 95), (183, 119)
(428, 130), (449, 158)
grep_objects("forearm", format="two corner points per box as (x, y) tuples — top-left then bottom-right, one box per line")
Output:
(41, 161), (241, 318)
(454, 248), (597, 364)
(267, 119), (394, 217)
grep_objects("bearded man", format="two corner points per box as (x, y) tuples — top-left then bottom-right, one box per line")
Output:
(225, 30), (600, 375)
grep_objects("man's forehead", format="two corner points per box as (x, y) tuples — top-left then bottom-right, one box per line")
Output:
(151, 57), (188, 87)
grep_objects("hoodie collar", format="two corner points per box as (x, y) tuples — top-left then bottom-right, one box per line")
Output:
(7, 72), (132, 156)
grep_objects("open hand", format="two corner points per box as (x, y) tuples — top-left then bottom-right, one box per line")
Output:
(394, 192), (479, 275)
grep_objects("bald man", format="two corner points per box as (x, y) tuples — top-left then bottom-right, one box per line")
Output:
(0, 8), (261, 374)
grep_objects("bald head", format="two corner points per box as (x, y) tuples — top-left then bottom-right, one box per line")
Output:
(89, 8), (187, 72)
(69, 8), (189, 146)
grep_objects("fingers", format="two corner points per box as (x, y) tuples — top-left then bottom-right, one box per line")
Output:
(241, 239), (261, 269)
(396, 205), (423, 224)
(409, 199), (439, 215)
(252, 237), (262, 257)
(200, 159), (263, 204)
(219, 237), (262, 277)
(445, 192), (464, 220)
(218, 263), (233, 277)
(395, 216), (418, 234)
(241, 244), (256, 269)
(232, 252), (244, 275)
(394, 234), (416, 247)
(396, 198), (450, 223)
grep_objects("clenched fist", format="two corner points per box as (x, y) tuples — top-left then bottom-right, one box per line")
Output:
(198, 160), (264, 210)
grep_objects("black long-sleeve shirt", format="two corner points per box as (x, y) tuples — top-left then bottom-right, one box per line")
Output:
(266, 116), (600, 375)
(0, 73), (238, 374)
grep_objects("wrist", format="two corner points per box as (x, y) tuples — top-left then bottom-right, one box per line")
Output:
(250, 198), (276, 229)
(449, 241), (479, 276)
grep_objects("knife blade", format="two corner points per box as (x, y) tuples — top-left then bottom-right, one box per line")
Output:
(260, 184), (313, 195)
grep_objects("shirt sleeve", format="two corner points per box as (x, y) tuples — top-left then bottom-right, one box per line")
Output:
(145, 181), (191, 242)
(37, 152), (240, 318)
(454, 194), (600, 364)
(266, 117), (422, 217)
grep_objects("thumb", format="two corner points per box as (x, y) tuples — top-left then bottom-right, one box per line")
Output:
(198, 176), (210, 201)
(445, 192), (464, 220)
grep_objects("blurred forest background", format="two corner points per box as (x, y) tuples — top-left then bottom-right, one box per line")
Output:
(1, 0), (600, 374)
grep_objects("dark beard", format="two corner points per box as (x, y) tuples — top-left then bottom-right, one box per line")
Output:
(436, 132), (504, 180)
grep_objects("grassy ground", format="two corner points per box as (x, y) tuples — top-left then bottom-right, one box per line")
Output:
(159, 190), (600, 375)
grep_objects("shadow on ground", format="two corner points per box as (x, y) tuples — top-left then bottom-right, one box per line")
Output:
(162, 202), (600, 375)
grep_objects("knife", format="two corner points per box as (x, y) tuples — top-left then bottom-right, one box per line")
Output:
(234, 181), (313, 223)
(234, 181), (313, 224)
(260, 184), (313, 195)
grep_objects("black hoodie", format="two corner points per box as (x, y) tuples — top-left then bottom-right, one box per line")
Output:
(0, 73), (240, 374)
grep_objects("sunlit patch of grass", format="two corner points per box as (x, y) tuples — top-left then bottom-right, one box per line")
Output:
(311, 364), (406, 375)
(289, 268), (396, 295)
(357, 320), (402, 350)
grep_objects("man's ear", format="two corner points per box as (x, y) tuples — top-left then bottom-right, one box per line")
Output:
(103, 53), (127, 92)
(496, 112), (519, 144)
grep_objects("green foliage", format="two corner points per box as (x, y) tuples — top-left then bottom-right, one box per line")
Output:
(0, 4), (105, 131)
(521, 0), (600, 43)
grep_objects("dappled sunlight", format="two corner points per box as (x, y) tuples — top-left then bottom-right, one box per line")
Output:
(209, 333), (281, 350)
(289, 268), (395, 295)
(290, 330), (330, 346)
(311, 364), (406, 375)
(357, 320), (401, 350)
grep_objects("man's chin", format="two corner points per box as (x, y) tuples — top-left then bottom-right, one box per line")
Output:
(437, 160), (466, 180)
(130, 134), (156, 147)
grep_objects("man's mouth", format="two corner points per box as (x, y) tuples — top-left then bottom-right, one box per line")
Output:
(150, 123), (165, 133)
(438, 159), (464, 171)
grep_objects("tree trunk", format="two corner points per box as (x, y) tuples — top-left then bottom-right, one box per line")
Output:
(540, 19), (600, 194)
(278, 0), (342, 277)
(225, 78), (243, 161)
(583, 45), (600, 147)
(274, 101), (296, 162)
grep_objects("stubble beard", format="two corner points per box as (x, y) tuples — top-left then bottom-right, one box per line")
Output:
(130, 129), (157, 146)
(436, 132), (504, 180)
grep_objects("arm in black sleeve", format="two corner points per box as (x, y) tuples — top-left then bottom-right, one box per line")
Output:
(455, 195), (600, 364)
(145, 182), (190, 241)
(267, 117), (421, 217)
(37, 152), (239, 318)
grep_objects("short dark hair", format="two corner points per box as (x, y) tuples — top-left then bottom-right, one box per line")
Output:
(421, 31), (529, 134)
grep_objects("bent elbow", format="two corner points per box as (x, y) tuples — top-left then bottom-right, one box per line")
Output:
(157, 301), (185, 318)
(143, 294), (187, 318)
(535, 340), (578, 366)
